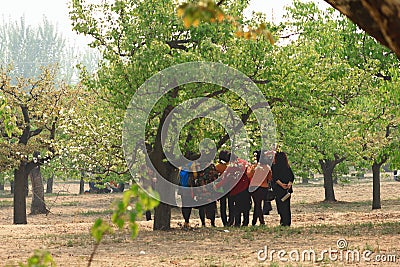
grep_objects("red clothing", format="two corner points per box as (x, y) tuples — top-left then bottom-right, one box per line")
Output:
(226, 159), (250, 196)
(248, 163), (272, 188)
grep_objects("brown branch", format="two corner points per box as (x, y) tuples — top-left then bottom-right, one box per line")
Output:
(166, 40), (197, 51)
(216, 0), (226, 6)
(29, 128), (43, 138)
(216, 102), (269, 150)
(251, 79), (270, 85)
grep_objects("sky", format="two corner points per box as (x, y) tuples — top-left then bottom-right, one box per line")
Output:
(0, 0), (329, 47)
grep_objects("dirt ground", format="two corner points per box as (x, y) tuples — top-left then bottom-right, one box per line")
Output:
(0, 175), (399, 267)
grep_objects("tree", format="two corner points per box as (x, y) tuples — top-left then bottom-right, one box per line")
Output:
(30, 156), (48, 215)
(69, 0), (400, 230)
(0, 16), (68, 80)
(0, 66), (73, 224)
(263, 2), (372, 201)
(178, 0), (400, 58)
(51, 87), (129, 181)
(70, 0), (276, 230)
(324, 0), (400, 59)
(0, 16), (99, 84)
(353, 76), (400, 209)
(261, 1), (400, 202)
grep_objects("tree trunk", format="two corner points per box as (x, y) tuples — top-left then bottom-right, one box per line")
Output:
(79, 176), (85, 195)
(14, 162), (28, 224)
(30, 166), (48, 215)
(333, 174), (338, 184)
(372, 161), (383, 210)
(26, 179), (29, 197)
(151, 149), (173, 230)
(46, 174), (54, 194)
(302, 176), (309, 184)
(320, 159), (337, 202)
(0, 183), (4, 191)
(153, 202), (172, 230)
(151, 106), (175, 231)
(10, 180), (14, 194)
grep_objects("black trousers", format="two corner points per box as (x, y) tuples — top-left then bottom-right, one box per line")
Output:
(275, 191), (291, 226)
(251, 187), (267, 225)
(199, 202), (216, 226)
(219, 195), (233, 226)
(145, 210), (152, 221)
(262, 194), (272, 214)
(181, 194), (193, 223)
(182, 207), (192, 223)
(231, 190), (251, 227)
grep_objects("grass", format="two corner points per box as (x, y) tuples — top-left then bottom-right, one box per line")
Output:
(0, 200), (13, 207)
(241, 231), (255, 241)
(1, 180), (399, 266)
(46, 192), (77, 197)
(294, 198), (400, 213)
(38, 233), (92, 248)
(232, 221), (400, 238)
(59, 201), (80, 207)
(78, 209), (113, 216)
(0, 194), (13, 199)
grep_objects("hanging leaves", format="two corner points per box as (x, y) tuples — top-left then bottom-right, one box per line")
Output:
(177, 0), (275, 44)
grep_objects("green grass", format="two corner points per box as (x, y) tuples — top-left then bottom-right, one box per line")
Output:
(241, 231), (255, 241)
(233, 221), (400, 238)
(78, 209), (113, 216)
(0, 194), (13, 199)
(59, 201), (80, 207)
(0, 200), (13, 207)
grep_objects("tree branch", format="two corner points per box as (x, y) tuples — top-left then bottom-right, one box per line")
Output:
(29, 128), (43, 138)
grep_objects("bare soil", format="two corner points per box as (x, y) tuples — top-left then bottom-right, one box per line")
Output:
(1, 176), (400, 267)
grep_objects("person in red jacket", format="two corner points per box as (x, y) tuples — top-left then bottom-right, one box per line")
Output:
(216, 154), (251, 227)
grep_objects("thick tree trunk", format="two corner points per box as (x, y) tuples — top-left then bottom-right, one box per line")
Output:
(14, 163), (28, 224)
(319, 155), (346, 202)
(302, 176), (309, 184)
(30, 166), (48, 215)
(46, 174), (54, 194)
(153, 202), (172, 230)
(79, 177), (85, 195)
(151, 106), (175, 231)
(151, 149), (173, 230)
(372, 162), (381, 209)
(320, 159), (337, 202)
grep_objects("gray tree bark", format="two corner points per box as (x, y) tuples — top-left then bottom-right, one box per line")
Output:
(30, 165), (48, 215)
(319, 155), (346, 202)
(46, 174), (54, 194)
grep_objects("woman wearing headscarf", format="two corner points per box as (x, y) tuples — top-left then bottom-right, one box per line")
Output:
(272, 151), (295, 226)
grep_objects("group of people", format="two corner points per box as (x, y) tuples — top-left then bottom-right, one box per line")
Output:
(87, 177), (125, 194)
(178, 150), (295, 228)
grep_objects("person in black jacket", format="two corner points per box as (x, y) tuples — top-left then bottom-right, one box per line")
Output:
(272, 151), (295, 226)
